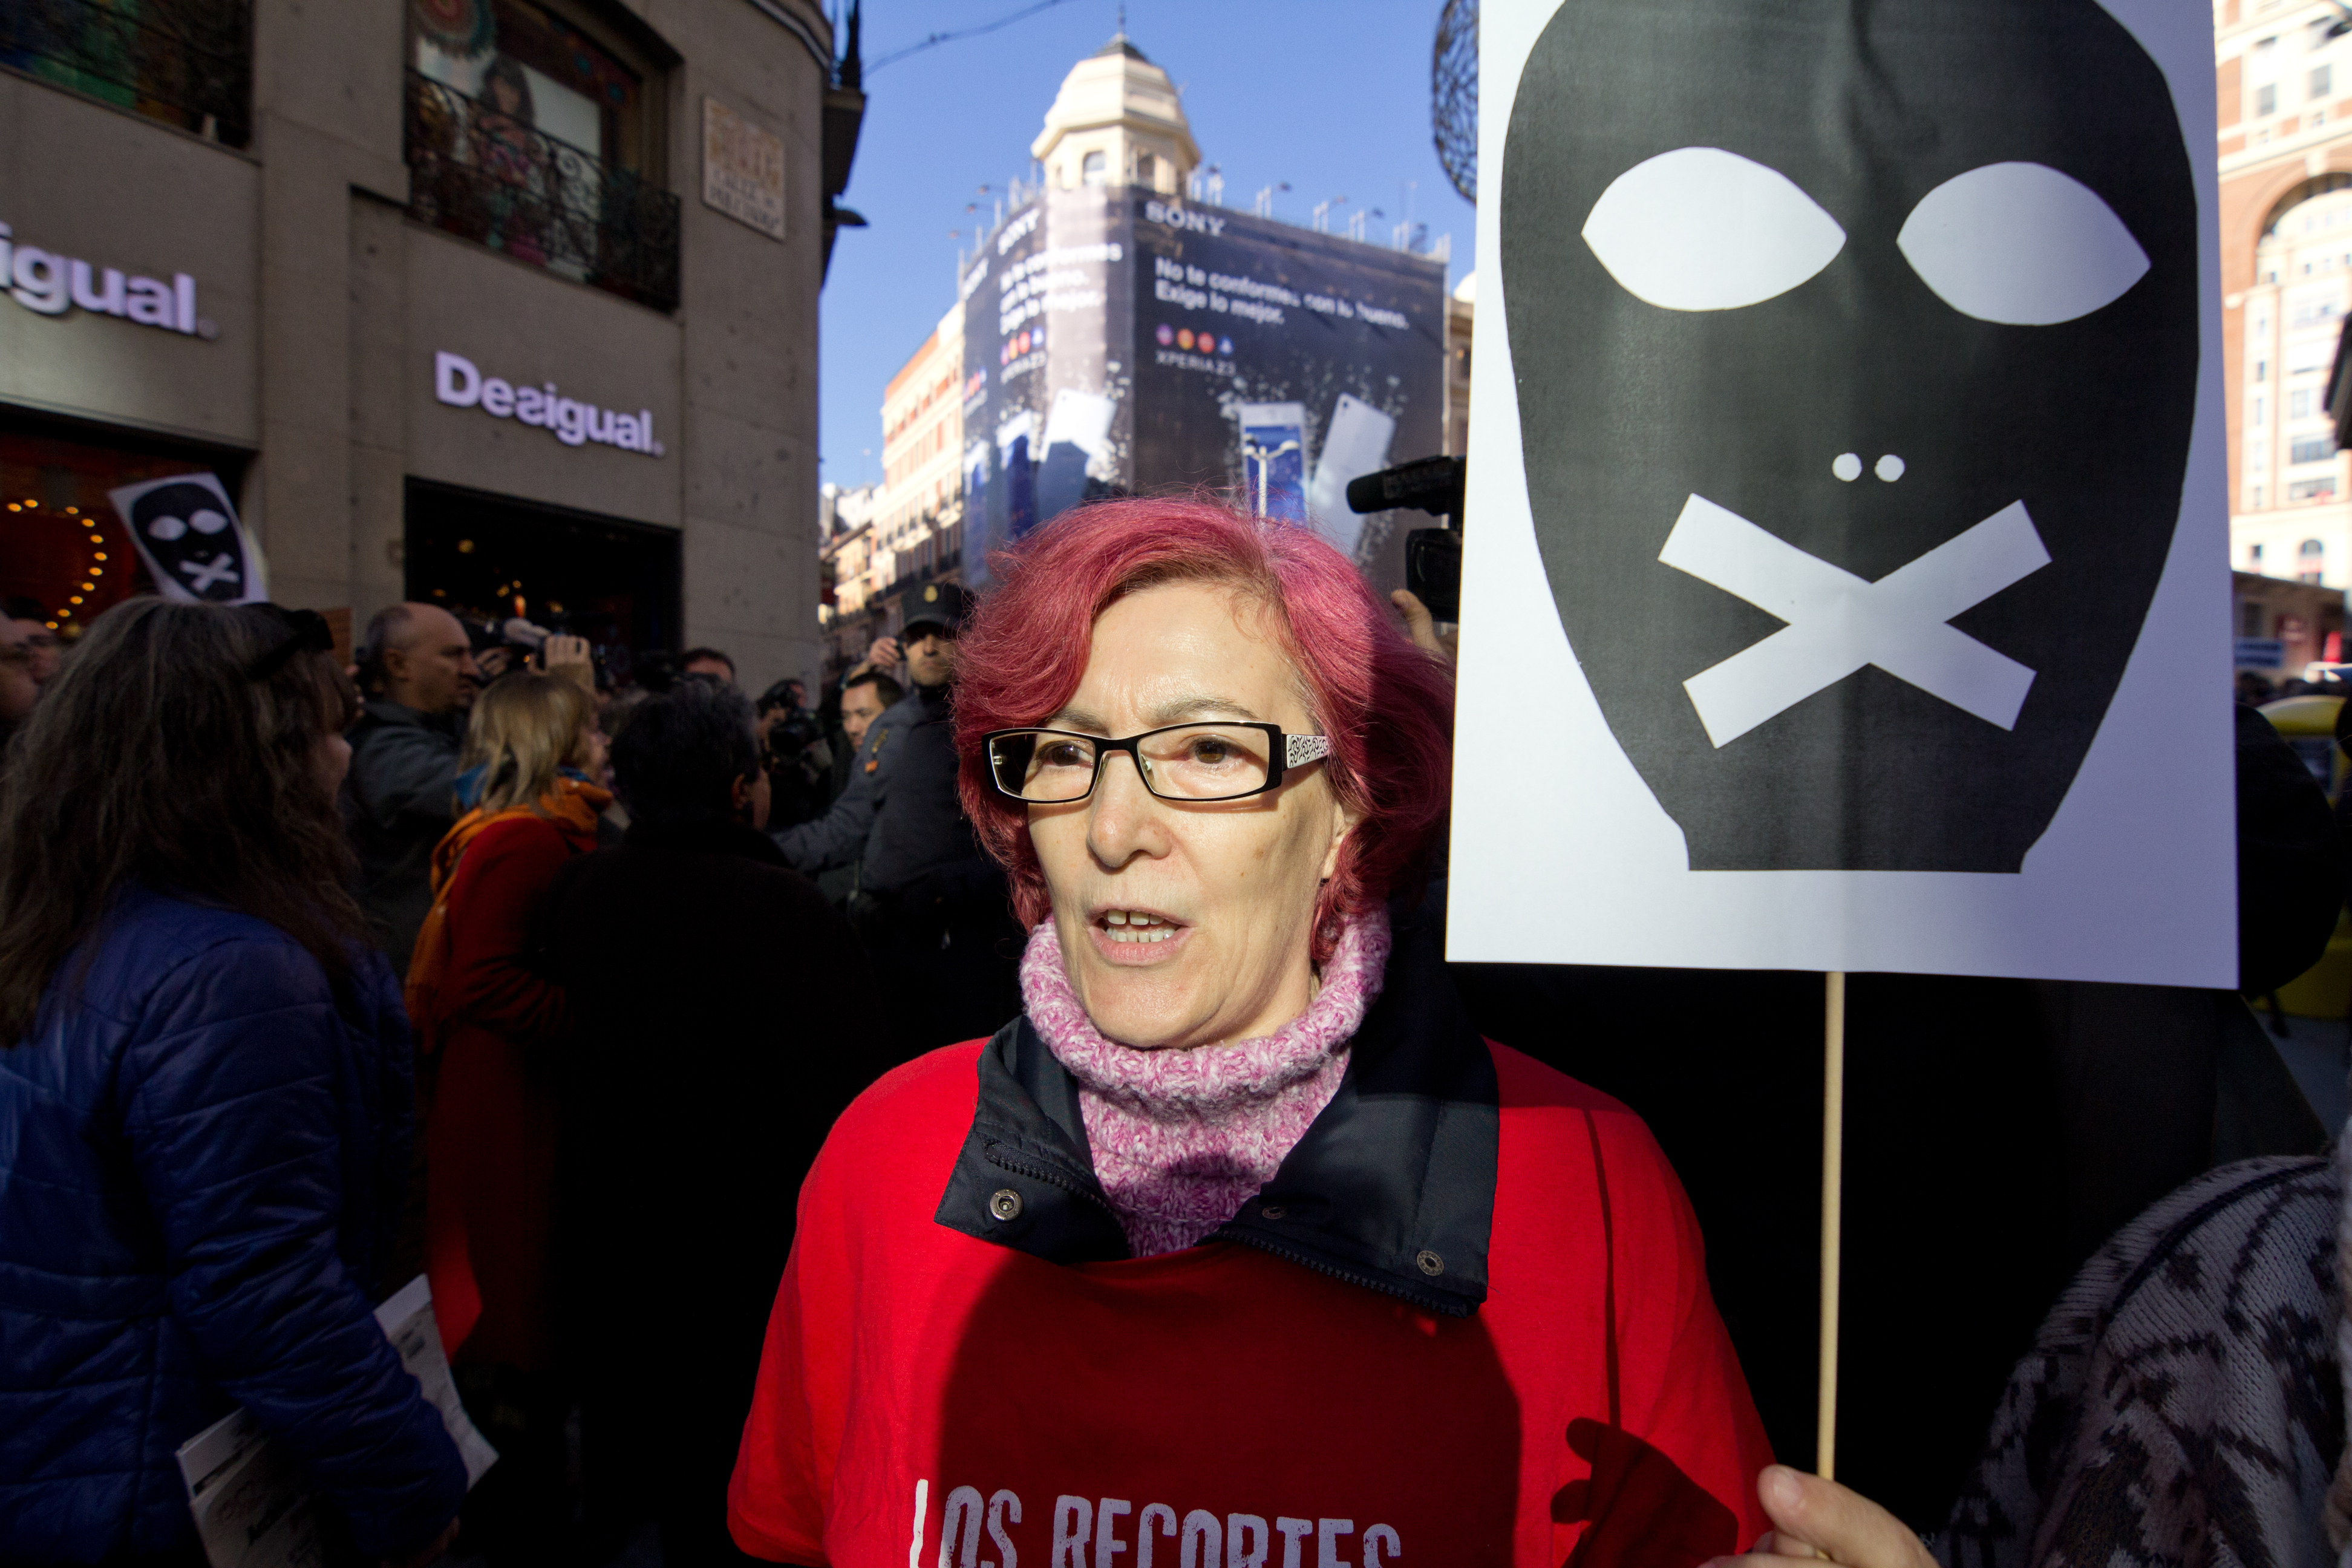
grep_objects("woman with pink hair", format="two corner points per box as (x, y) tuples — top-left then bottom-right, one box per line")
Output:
(728, 497), (1773, 1566)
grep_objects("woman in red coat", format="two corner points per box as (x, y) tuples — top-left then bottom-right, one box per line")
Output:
(727, 498), (1775, 1568)
(411, 670), (607, 1557)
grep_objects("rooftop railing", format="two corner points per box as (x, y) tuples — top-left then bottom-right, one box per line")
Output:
(0, 0), (252, 146)
(403, 70), (680, 313)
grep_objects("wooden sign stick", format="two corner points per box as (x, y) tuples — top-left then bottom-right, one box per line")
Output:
(1818, 970), (1847, 1481)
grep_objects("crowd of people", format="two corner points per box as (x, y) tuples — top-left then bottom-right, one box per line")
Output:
(4, 497), (2352, 1568)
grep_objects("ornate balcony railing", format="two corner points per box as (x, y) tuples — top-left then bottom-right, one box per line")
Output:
(0, 0), (252, 146)
(403, 71), (680, 313)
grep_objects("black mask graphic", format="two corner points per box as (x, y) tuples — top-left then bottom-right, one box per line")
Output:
(124, 479), (250, 603)
(1501, 0), (2197, 872)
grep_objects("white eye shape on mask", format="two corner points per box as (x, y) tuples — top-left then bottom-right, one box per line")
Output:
(1581, 146), (1847, 312)
(1897, 162), (2149, 325)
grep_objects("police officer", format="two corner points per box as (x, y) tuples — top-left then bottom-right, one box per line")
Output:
(773, 582), (1019, 1053)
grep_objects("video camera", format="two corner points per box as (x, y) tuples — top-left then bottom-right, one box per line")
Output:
(1346, 456), (1465, 621)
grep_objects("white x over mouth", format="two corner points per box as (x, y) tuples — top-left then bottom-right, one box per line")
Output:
(1659, 493), (2052, 746)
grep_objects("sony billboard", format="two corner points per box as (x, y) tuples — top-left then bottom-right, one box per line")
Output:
(959, 192), (1446, 592)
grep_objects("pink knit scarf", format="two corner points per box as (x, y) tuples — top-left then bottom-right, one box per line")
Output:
(1019, 907), (1393, 1258)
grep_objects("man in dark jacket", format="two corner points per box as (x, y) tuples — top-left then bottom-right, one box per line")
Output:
(540, 680), (895, 1567)
(773, 583), (1022, 1052)
(345, 603), (479, 970)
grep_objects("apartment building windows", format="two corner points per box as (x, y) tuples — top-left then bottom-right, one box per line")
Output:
(0, 0), (253, 145)
(403, 0), (680, 310)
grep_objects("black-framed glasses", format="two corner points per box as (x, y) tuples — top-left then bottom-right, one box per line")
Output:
(982, 723), (1333, 805)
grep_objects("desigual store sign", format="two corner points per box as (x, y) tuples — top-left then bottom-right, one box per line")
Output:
(433, 351), (665, 457)
(0, 219), (215, 338)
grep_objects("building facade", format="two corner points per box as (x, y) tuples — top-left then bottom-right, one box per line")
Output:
(1444, 272), (1474, 459)
(874, 303), (964, 589)
(814, 30), (1451, 680)
(1, 0), (852, 694)
(2221, 0), (2352, 606)
(814, 301), (963, 674)
(2235, 566), (2345, 683)
(814, 475), (877, 665)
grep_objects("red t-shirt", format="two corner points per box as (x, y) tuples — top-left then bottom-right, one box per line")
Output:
(729, 1040), (1772, 1567)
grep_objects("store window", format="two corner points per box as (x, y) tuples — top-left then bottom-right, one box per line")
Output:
(1, 416), (249, 639)
(404, 479), (679, 685)
(2292, 477), (2339, 501)
(0, 0), (253, 146)
(403, 0), (679, 310)
(2292, 436), (2336, 463)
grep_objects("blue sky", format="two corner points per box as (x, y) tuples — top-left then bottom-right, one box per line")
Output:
(817, 0), (1476, 491)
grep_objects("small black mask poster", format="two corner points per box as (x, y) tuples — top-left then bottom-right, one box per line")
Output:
(1452, 0), (2233, 983)
(108, 472), (268, 606)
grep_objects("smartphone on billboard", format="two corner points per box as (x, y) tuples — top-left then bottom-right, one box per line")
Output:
(1305, 393), (1398, 559)
(961, 438), (991, 582)
(996, 410), (1037, 539)
(1238, 402), (1308, 522)
(1038, 387), (1117, 523)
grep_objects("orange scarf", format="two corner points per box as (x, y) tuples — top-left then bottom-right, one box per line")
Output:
(403, 776), (611, 1053)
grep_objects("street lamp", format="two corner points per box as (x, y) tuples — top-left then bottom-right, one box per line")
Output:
(1313, 194), (1348, 234)
(1254, 181), (1290, 218)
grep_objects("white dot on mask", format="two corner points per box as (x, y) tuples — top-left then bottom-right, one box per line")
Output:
(1832, 453), (1863, 482)
(147, 515), (188, 541)
(1876, 454), (1907, 482)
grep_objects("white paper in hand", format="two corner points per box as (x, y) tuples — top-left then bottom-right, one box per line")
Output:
(175, 1276), (496, 1568)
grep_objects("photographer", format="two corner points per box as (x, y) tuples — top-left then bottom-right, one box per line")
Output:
(755, 677), (832, 829)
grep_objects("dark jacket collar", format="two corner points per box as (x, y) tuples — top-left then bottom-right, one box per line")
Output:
(358, 696), (457, 733)
(621, 817), (789, 864)
(933, 904), (1499, 1316)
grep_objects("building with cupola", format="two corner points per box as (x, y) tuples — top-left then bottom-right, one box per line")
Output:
(820, 30), (1450, 675)
(1031, 33), (1200, 197)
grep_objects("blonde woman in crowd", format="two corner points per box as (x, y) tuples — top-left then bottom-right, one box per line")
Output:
(407, 670), (607, 1563)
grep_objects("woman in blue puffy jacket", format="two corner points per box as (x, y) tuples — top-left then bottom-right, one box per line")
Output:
(0, 599), (467, 1567)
